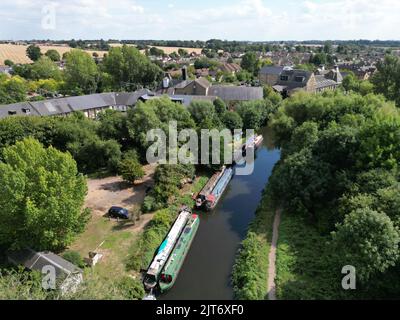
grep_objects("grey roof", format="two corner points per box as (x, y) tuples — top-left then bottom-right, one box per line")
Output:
(0, 90), (153, 119)
(169, 94), (216, 106)
(140, 94), (216, 107)
(114, 89), (151, 106)
(174, 80), (192, 89)
(276, 69), (313, 90)
(8, 248), (83, 281)
(208, 86), (263, 101)
(173, 78), (211, 90)
(259, 66), (285, 75)
(315, 75), (338, 89)
(0, 101), (41, 118)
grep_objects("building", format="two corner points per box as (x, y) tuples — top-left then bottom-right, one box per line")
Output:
(0, 89), (151, 120)
(261, 65), (343, 97)
(0, 66), (12, 75)
(8, 248), (83, 295)
(272, 67), (316, 97)
(139, 93), (216, 107)
(208, 85), (263, 104)
(218, 63), (242, 75)
(173, 77), (212, 96)
(259, 66), (285, 86)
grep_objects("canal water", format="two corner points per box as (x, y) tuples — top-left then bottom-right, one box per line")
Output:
(161, 127), (281, 300)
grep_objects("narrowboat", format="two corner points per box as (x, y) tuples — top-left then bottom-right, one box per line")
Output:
(143, 207), (191, 291)
(195, 166), (227, 209)
(159, 213), (200, 293)
(204, 166), (234, 211)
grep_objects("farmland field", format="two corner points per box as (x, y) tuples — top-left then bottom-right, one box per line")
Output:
(109, 43), (203, 55)
(0, 44), (107, 65)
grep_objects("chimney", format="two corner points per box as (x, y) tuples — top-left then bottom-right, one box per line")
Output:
(182, 66), (188, 81)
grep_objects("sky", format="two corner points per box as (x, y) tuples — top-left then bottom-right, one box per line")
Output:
(0, 0), (399, 41)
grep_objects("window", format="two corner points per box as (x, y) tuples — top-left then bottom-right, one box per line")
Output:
(22, 108), (31, 114)
(280, 75), (289, 81)
(295, 76), (305, 82)
(8, 110), (17, 115)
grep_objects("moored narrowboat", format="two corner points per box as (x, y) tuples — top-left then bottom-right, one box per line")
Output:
(159, 213), (200, 293)
(143, 207), (191, 291)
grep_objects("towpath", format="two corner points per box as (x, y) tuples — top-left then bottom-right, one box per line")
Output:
(267, 208), (282, 300)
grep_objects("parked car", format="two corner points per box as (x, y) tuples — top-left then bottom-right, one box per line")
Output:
(108, 206), (129, 219)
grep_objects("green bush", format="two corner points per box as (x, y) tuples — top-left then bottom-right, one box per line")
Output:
(126, 208), (175, 271)
(117, 276), (145, 300)
(62, 251), (85, 268)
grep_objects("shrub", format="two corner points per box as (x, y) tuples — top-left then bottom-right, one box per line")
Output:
(62, 251), (85, 268)
(117, 276), (145, 300)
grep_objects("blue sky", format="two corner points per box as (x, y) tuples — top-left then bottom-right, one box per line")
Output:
(0, 0), (399, 40)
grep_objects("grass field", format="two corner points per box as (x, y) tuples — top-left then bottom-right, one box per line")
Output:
(0, 44), (107, 65)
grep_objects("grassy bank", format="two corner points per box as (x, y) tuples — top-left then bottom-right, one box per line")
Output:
(126, 175), (209, 272)
(275, 213), (344, 300)
(232, 192), (275, 300)
(275, 212), (400, 300)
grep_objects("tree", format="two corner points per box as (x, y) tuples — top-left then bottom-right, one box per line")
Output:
(97, 109), (129, 145)
(30, 56), (62, 81)
(64, 49), (99, 94)
(102, 45), (163, 91)
(222, 111), (243, 132)
(45, 49), (61, 62)
(26, 45), (42, 61)
(310, 52), (327, 66)
(323, 41), (333, 54)
(188, 100), (222, 130)
(371, 55), (400, 106)
(213, 97), (227, 115)
(178, 48), (189, 57)
(119, 157), (145, 184)
(0, 138), (88, 251)
(0, 76), (27, 104)
(240, 52), (259, 75)
(149, 47), (164, 57)
(127, 97), (195, 156)
(263, 85), (282, 106)
(4, 59), (14, 66)
(332, 208), (400, 282)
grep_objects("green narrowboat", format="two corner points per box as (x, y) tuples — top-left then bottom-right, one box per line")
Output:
(159, 213), (200, 292)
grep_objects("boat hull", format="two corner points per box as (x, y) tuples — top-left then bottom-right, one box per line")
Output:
(159, 215), (200, 293)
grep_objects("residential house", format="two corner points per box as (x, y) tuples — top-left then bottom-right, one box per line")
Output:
(272, 67), (316, 97)
(218, 63), (241, 75)
(259, 66), (285, 86)
(173, 77), (211, 96)
(261, 65), (343, 97)
(8, 248), (83, 295)
(0, 66), (12, 75)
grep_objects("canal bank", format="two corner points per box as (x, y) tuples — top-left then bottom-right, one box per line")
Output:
(161, 127), (281, 300)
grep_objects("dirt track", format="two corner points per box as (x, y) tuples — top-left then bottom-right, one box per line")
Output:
(85, 164), (156, 217)
(267, 209), (282, 300)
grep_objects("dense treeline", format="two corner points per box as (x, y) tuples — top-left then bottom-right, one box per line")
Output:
(0, 45), (163, 103)
(267, 90), (400, 298)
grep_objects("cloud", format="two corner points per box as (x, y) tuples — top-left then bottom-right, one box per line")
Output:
(0, 0), (399, 40)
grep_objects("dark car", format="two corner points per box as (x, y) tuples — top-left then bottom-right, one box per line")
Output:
(108, 206), (129, 219)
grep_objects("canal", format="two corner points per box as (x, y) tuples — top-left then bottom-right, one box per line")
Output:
(161, 127), (281, 300)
